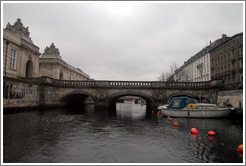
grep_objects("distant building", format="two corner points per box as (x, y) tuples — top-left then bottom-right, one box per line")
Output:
(173, 37), (223, 82)
(3, 18), (91, 81)
(173, 32), (243, 90)
(210, 32), (243, 88)
(39, 43), (90, 80)
(3, 18), (41, 78)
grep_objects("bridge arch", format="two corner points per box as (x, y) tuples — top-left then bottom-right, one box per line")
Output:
(108, 92), (156, 114)
(60, 91), (96, 108)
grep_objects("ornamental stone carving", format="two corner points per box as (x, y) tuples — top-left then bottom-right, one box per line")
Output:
(5, 18), (31, 38)
(41, 43), (62, 59)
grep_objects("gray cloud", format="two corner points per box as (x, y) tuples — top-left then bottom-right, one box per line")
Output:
(2, 2), (243, 81)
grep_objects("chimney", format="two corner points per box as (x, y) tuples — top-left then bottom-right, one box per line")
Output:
(222, 34), (227, 42)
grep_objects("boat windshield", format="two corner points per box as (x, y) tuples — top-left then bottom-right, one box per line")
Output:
(167, 97), (198, 109)
(186, 98), (198, 105)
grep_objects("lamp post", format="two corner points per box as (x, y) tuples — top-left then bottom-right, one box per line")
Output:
(4, 40), (9, 77)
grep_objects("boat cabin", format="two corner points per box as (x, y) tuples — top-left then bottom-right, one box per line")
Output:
(167, 97), (198, 109)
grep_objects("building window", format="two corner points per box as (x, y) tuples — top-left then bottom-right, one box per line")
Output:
(10, 49), (17, 69)
(232, 62), (235, 70)
(239, 59), (243, 69)
(233, 73), (236, 82)
(240, 37), (243, 44)
(239, 47), (243, 57)
(232, 49), (235, 58)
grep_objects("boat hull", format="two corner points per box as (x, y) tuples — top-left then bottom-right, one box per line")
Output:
(161, 108), (231, 118)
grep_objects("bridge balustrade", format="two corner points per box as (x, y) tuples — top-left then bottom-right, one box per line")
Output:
(9, 76), (211, 89)
(40, 77), (212, 89)
(110, 81), (152, 87)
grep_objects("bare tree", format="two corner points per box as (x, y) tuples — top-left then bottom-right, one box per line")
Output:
(157, 72), (169, 81)
(158, 62), (188, 82)
(157, 62), (177, 82)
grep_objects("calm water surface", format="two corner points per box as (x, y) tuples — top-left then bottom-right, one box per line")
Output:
(3, 103), (243, 163)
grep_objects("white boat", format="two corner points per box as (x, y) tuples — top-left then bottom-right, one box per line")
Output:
(157, 104), (168, 110)
(161, 97), (233, 118)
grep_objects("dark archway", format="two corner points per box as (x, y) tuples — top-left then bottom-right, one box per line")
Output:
(25, 60), (33, 77)
(61, 93), (94, 108)
(59, 72), (63, 80)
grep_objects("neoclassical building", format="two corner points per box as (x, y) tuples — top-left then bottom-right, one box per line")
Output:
(3, 18), (91, 81)
(3, 18), (41, 78)
(39, 43), (90, 80)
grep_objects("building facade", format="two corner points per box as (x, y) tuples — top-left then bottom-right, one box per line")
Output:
(3, 18), (41, 78)
(39, 43), (90, 80)
(174, 47), (211, 82)
(3, 18), (91, 81)
(210, 32), (243, 88)
(174, 37), (224, 82)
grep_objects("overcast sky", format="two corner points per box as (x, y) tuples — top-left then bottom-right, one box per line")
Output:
(2, 2), (244, 81)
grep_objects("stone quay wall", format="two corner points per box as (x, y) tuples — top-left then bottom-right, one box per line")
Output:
(3, 77), (41, 110)
(217, 90), (243, 109)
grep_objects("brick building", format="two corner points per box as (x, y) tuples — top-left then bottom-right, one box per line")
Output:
(210, 32), (243, 89)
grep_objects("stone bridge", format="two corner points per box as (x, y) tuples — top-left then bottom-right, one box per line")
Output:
(3, 76), (224, 113)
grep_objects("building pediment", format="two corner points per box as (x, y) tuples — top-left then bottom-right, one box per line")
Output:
(41, 43), (62, 60)
(4, 18), (34, 44)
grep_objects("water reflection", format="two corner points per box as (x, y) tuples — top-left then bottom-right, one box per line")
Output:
(116, 103), (146, 119)
(3, 104), (243, 163)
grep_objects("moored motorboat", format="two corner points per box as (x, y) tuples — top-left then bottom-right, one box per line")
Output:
(161, 97), (233, 118)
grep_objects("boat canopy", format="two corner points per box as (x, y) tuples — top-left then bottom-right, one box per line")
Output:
(167, 97), (197, 109)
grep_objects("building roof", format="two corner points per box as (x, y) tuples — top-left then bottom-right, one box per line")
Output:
(209, 32), (243, 52)
(3, 18), (40, 55)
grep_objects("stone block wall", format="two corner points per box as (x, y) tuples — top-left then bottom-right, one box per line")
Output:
(3, 78), (40, 109)
(217, 90), (243, 109)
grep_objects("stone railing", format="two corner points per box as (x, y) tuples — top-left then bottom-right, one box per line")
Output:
(3, 76), (223, 89)
(40, 77), (221, 89)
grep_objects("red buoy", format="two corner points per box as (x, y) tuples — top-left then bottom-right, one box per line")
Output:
(173, 122), (179, 127)
(208, 131), (216, 136)
(237, 145), (243, 153)
(157, 111), (161, 116)
(191, 128), (198, 134)
(168, 118), (173, 121)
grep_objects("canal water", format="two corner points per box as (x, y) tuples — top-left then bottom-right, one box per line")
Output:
(3, 103), (243, 163)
